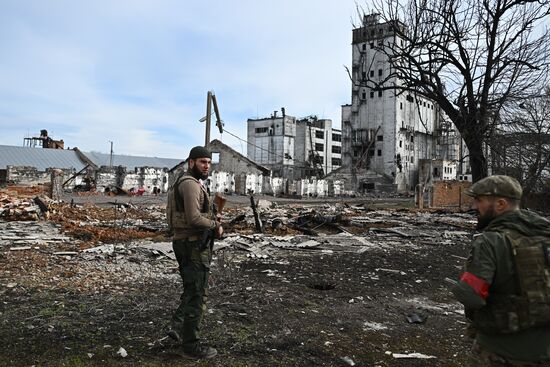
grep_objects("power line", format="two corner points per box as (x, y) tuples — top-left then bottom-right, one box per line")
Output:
(222, 127), (325, 170)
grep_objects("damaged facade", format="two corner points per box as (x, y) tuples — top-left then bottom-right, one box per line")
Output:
(247, 111), (342, 180)
(207, 139), (270, 195)
(342, 14), (462, 193)
(169, 139), (345, 198)
(0, 144), (180, 194)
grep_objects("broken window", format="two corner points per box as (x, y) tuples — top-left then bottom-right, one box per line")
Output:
(363, 182), (375, 191)
(406, 95), (414, 102)
(332, 133), (341, 142)
(369, 149), (374, 156)
(315, 143), (324, 152)
(255, 127), (268, 134)
(332, 145), (341, 154)
(331, 158), (341, 166)
(212, 152), (220, 164)
(315, 130), (324, 139)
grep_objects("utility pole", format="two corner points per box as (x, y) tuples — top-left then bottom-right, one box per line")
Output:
(203, 90), (224, 146)
(205, 91), (212, 146)
(109, 141), (114, 167)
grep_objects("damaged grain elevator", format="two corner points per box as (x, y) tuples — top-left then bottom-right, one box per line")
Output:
(342, 14), (460, 192)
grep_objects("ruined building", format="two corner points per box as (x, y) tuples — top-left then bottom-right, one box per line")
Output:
(247, 109), (342, 180)
(0, 144), (181, 194)
(342, 14), (455, 192)
(23, 129), (64, 149)
(294, 117), (342, 179)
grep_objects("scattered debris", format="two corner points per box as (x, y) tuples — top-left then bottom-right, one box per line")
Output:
(406, 312), (427, 324)
(340, 356), (356, 366)
(5, 189), (537, 366)
(116, 347), (128, 358)
(250, 195), (264, 233)
(392, 352), (437, 359)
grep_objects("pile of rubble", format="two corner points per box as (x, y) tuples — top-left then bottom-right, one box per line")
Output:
(0, 193), (51, 221)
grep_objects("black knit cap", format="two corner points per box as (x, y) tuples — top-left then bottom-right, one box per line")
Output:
(187, 146), (212, 160)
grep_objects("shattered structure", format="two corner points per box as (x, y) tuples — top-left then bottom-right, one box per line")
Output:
(247, 110), (342, 180)
(341, 14), (462, 193)
(168, 140), (347, 197)
(0, 144), (180, 195)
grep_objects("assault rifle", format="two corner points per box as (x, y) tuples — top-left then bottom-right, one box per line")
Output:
(199, 193), (227, 252)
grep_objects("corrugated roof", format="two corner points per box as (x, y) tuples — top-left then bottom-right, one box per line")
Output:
(83, 151), (183, 170)
(0, 145), (184, 172)
(0, 145), (87, 171)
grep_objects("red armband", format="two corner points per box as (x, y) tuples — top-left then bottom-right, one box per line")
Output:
(460, 272), (489, 299)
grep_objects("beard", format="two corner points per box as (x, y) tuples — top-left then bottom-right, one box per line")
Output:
(476, 205), (497, 230)
(191, 164), (208, 180)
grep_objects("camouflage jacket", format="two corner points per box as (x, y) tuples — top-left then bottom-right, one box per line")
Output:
(452, 210), (550, 362)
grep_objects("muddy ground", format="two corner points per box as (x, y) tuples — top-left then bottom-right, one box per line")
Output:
(0, 195), (474, 367)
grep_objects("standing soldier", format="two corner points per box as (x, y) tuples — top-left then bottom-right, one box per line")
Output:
(452, 175), (550, 366)
(166, 146), (222, 359)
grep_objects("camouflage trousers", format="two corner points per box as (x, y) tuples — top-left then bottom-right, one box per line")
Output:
(468, 340), (550, 367)
(171, 238), (211, 348)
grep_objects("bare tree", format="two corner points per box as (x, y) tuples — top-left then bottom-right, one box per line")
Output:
(354, 0), (550, 181)
(491, 86), (550, 200)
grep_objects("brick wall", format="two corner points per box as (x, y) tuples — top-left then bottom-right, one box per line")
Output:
(431, 180), (473, 210)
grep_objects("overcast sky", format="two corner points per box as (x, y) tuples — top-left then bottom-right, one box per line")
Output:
(0, 1), (362, 159)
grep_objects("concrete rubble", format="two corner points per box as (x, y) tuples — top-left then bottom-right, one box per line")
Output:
(3, 188), (549, 366)
(0, 190), (478, 265)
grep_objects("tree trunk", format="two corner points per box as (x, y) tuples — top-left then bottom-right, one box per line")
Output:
(463, 136), (488, 183)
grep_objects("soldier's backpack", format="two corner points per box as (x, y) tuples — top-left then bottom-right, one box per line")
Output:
(475, 230), (550, 333)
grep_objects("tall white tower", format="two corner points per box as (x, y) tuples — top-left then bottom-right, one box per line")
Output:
(343, 14), (440, 192)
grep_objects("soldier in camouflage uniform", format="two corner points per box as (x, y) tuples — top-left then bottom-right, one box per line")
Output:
(452, 175), (550, 366)
(166, 146), (222, 360)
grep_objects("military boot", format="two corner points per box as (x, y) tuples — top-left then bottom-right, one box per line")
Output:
(181, 343), (217, 360)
